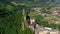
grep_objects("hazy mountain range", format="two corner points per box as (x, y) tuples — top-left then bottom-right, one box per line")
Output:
(56, 0), (60, 2)
(0, 0), (60, 4)
(0, 0), (59, 2)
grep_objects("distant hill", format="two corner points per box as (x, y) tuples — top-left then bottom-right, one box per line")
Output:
(56, 0), (60, 2)
(0, 0), (56, 2)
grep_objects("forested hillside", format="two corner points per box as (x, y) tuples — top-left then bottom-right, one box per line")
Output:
(0, 1), (34, 34)
(0, 0), (60, 34)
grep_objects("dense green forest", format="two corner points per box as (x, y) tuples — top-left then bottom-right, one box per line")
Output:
(0, 1), (34, 34)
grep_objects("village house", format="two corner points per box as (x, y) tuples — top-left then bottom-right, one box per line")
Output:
(35, 27), (59, 34)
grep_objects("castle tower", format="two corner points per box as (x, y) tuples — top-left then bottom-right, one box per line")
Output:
(22, 9), (27, 30)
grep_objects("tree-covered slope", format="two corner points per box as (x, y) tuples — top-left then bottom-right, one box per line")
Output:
(0, 2), (34, 34)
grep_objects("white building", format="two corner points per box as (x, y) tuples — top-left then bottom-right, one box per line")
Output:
(35, 27), (59, 34)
